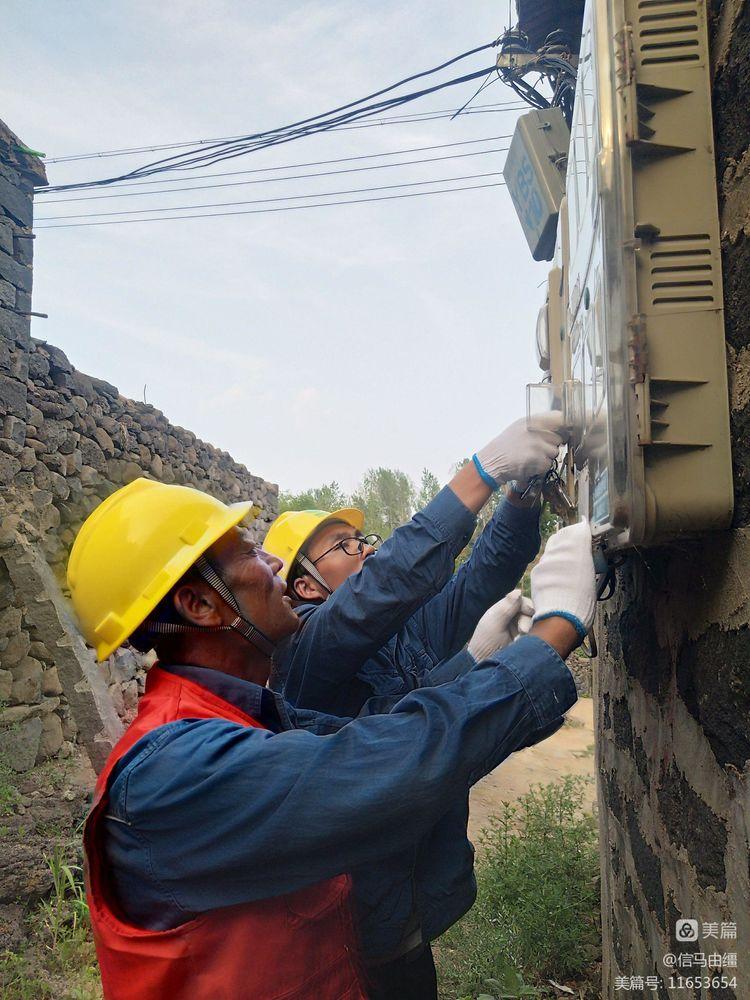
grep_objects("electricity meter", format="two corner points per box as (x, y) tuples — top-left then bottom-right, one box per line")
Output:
(550, 0), (732, 546)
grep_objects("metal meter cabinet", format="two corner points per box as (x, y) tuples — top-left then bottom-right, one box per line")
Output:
(556, 0), (732, 547)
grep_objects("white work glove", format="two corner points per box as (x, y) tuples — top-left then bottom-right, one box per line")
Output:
(467, 589), (535, 662)
(473, 412), (566, 489)
(530, 519), (596, 640)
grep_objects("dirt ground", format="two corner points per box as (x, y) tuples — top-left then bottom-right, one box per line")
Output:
(468, 697), (596, 843)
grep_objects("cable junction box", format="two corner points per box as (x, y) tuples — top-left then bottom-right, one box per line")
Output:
(503, 107), (570, 261)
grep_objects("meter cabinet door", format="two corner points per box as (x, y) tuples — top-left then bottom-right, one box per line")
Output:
(558, 0), (732, 547)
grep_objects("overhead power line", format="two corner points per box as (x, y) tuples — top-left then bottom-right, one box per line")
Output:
(45, 102), (523, 165)
(36, 170), (504, 222)
(35, 179), (506, 229)
(41, 40), (504, 193)
(37, 143), (510, 205)
(294, 100), (524, 130)
(39, 133), (516, 198)
(312, 100), (524, 125)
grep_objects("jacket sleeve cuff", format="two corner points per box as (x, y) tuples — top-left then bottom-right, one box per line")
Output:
(422, 485), (476, 551)
(534, 610), (588, 642)
(471, 453), (499, 490)
(496, 634), (578, 728)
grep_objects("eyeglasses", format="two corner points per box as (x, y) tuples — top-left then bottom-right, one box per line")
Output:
(310, 533), (382, 566)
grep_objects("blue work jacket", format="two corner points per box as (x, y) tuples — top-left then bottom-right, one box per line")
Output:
(102, 641), (577, 958)
(270, 486), (542, 716)
(268, 486), (543, 958)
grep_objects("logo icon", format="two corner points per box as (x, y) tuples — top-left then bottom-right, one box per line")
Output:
(675, 919), (699, 943)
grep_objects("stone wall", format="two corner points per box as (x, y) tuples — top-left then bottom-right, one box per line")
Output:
(0, 119), (278, 781)
(596, 3), (750, 995)
(23, 337), (277, 568)
(0, 118), (277, 933)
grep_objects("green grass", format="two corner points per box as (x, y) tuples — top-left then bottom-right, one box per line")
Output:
(0, 760), (18, 817)
(0, 847), (101, 1000)
(0, 713), (21, 818)
(437, 776), (601, 1000)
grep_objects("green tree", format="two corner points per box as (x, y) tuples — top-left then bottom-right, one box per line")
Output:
(416, 468), (441, 510)
(351, 467), (415, 539)
(278, 481), (349, 514)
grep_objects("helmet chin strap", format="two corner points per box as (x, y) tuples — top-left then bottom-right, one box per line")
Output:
(142, 554), (277, 658)
(295, 554), (333, 597)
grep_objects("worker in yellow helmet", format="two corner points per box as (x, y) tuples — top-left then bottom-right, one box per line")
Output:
(262, 414), (568, 985)
(69, 475), (594, 1000)
(263, 506), (369, 599)
(264, 413), (565, 717)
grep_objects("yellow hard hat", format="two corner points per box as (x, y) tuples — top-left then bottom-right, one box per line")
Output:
(67, 478), (258, 661)
(264, 508), (364, 582)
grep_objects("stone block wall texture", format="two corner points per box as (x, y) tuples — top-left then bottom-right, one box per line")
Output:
(596, 3), (750, 996)
(0, 120), (278, 783)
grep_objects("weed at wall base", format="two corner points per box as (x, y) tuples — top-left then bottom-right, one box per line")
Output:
(0, 847), (101, 1000)
(437, 776), (601, 1000)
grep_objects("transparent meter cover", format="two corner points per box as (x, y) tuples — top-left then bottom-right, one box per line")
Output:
(527, 382), (562, 422)
(563, 0), (636, 541)
(535, 303), (550, 370)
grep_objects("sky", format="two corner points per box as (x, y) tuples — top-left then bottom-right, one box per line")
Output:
(2, 1), (549, 495)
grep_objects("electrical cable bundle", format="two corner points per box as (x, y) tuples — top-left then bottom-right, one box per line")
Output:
(495, 27), (577, 126)
(43, 102), (525, 167)
(40, 40), (505, 195)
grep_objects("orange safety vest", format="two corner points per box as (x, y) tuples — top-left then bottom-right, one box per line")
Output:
(85, 666), (368, 1000)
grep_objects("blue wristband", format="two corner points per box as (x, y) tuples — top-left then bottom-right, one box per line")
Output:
(534, 611), (588, 642)
(472, 453), (500, 491)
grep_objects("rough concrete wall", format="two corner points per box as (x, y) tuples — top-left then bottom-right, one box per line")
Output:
(596, 3), (750, 995)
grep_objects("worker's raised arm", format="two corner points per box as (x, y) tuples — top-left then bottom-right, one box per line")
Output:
(411, 414), (567, 663)
(354, 590), (534, 715)
(411, 493), (541, 662)
(275, 483), (476, 710)
(274, 416), (564, 713)
(103, 633), (579, 922)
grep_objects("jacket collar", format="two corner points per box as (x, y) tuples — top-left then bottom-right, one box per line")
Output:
(159, 663), (295, 733)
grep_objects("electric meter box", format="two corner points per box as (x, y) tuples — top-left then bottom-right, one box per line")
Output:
(503, 108), (570, 261)
(552, 0), (733, 547)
